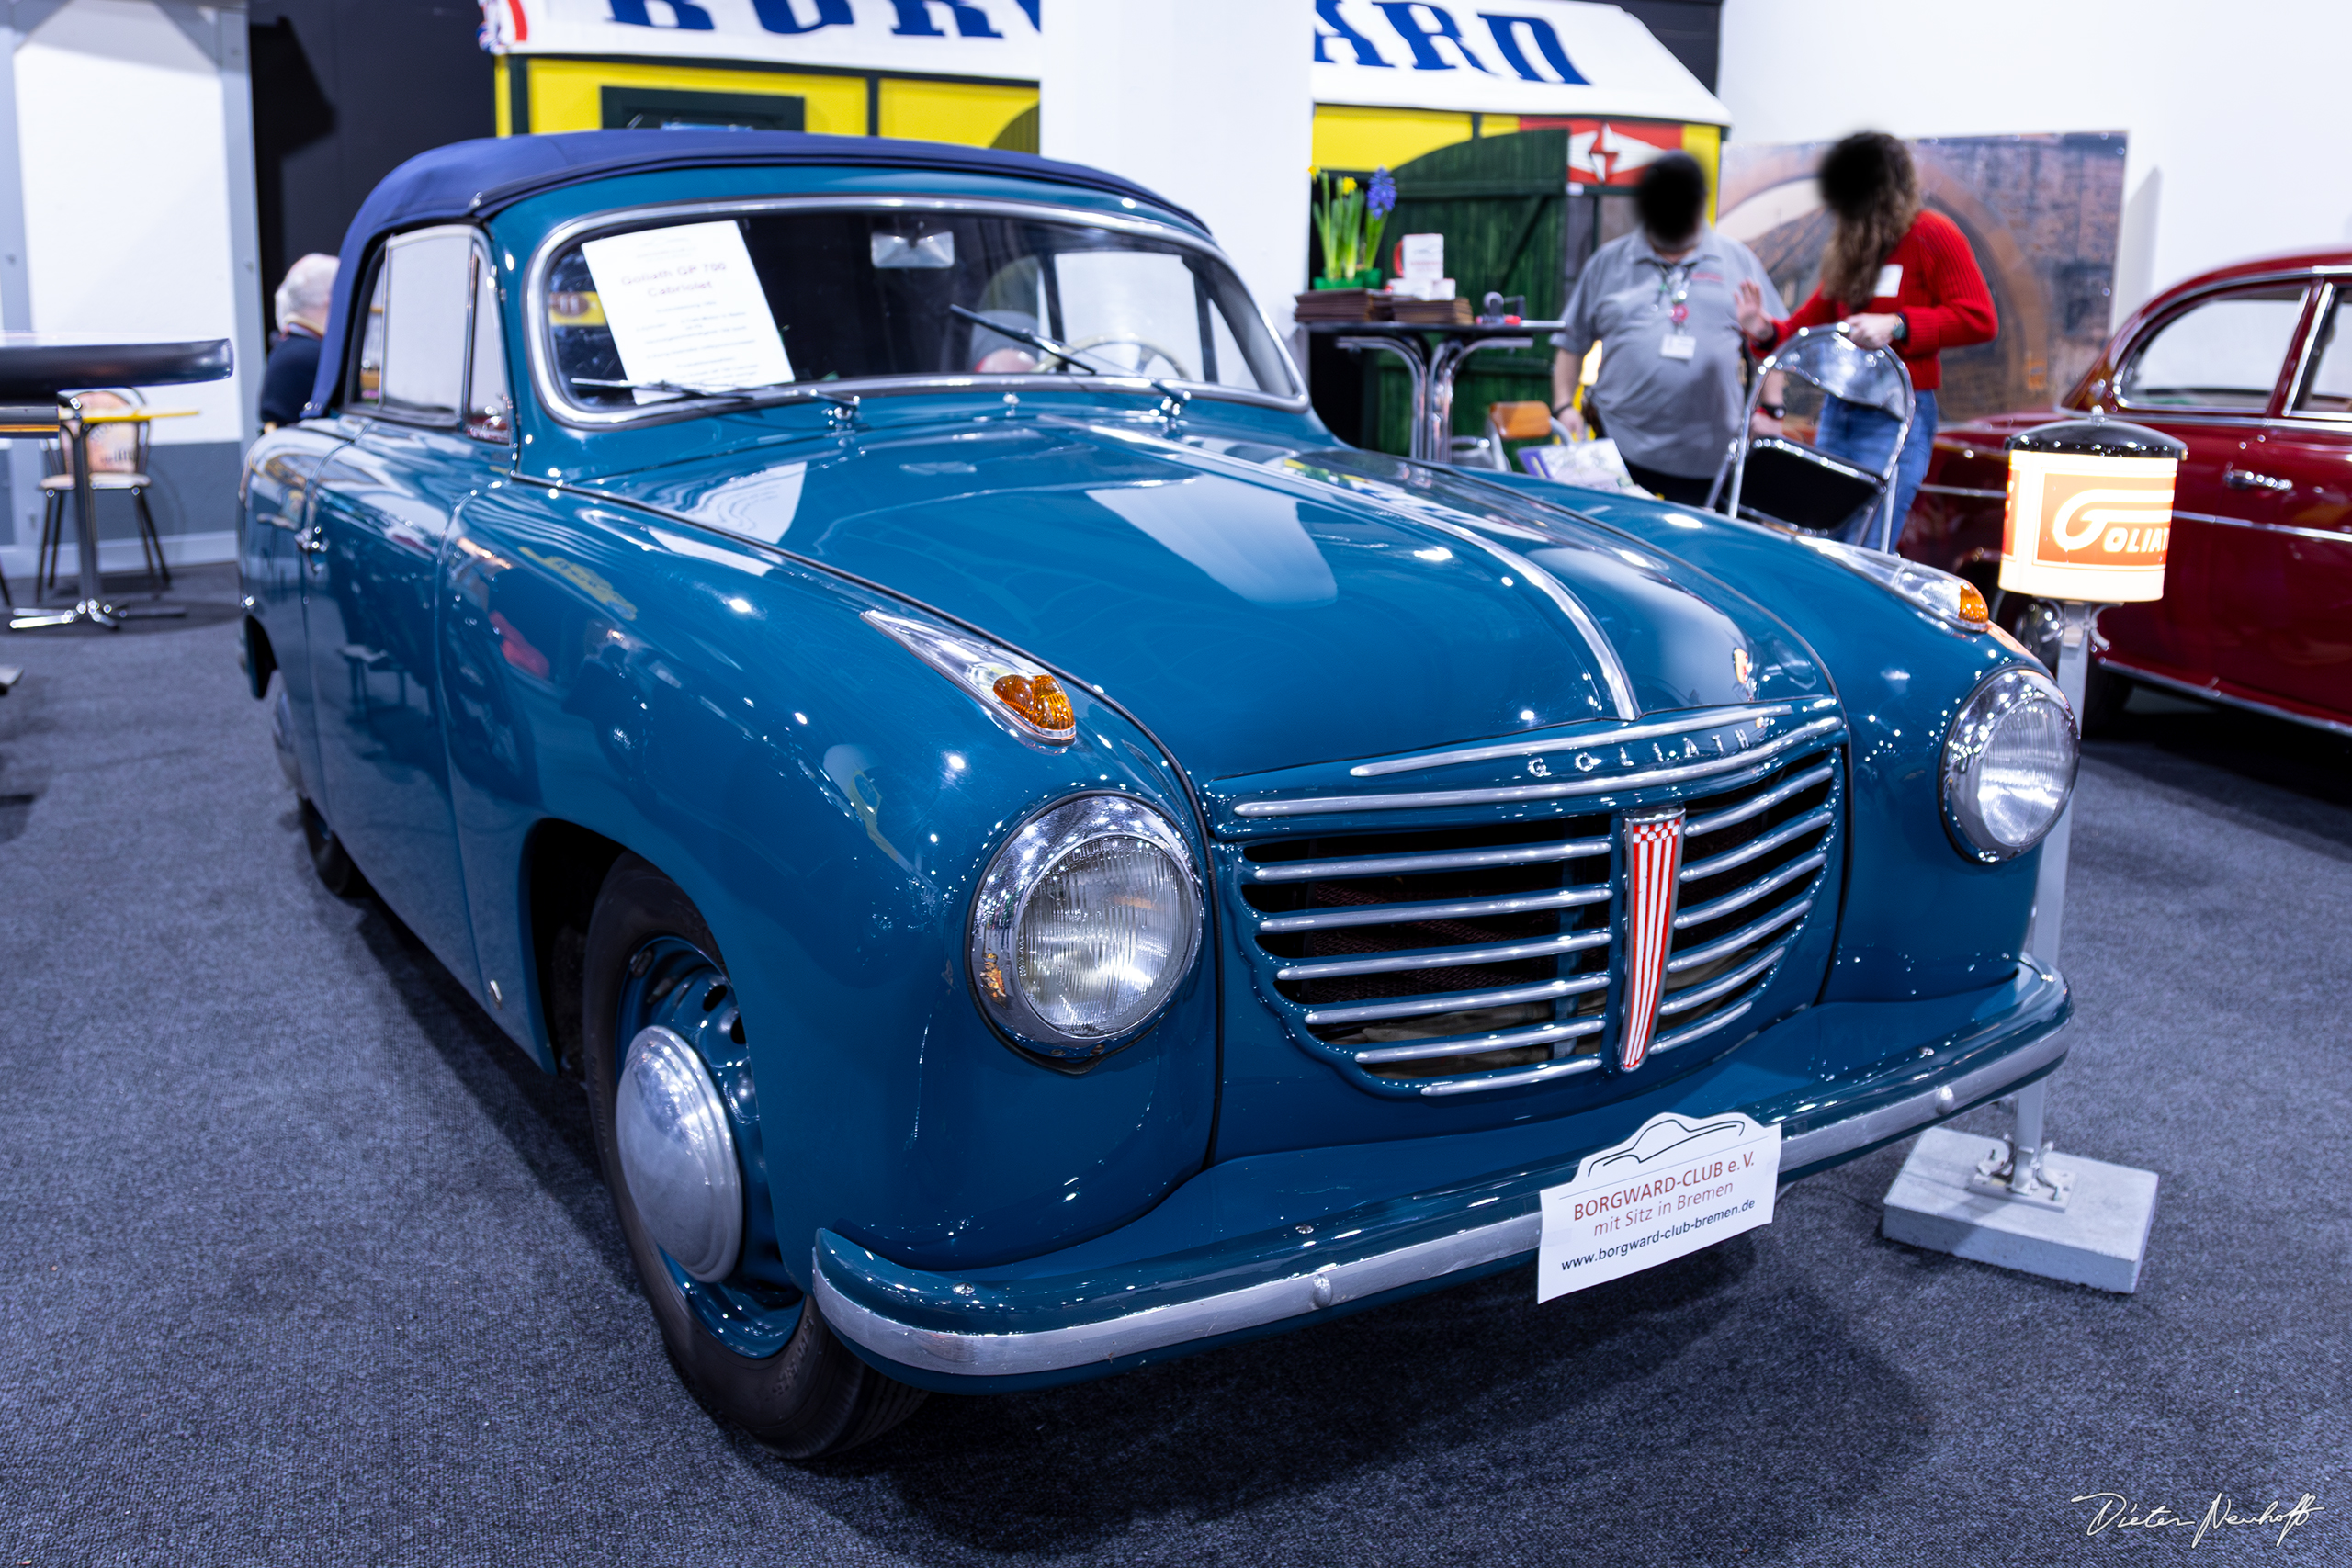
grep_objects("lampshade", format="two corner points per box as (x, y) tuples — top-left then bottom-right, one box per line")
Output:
(1998, 417), (2185, 604)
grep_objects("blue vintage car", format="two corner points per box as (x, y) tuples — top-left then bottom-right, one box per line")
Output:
(240, 131), (2079, 1457)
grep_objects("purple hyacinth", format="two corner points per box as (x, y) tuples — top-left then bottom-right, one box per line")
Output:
(1367, 166), (1396, 220)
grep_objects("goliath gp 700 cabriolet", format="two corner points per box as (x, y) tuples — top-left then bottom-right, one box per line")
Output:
(240, 132), (2080, 1456)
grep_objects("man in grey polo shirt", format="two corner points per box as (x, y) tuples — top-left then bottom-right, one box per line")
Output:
(1549, 152), (1784, 505)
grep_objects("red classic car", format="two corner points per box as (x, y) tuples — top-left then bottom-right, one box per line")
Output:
(1903, 248), (2352, 733)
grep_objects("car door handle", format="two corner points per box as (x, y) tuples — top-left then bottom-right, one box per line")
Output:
(2224, 467), (2293, 492)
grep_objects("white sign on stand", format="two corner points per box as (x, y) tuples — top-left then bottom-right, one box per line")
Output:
(582, 220), (793, 400)
(1537, 1111), (1779, 1302)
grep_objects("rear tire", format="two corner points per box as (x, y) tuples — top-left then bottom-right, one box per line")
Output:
(298, 795), (366, 897)
(582, 852), (926, 1458)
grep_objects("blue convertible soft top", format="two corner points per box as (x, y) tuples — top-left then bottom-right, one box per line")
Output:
(306, 130), (1205, 417)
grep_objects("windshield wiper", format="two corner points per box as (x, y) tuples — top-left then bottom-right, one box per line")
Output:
(569, 376), (862, 423)
(945, 303), (1190, 415)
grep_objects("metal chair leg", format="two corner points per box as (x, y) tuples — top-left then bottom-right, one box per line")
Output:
(132, 485), (169, 590)
(37, 488), (59, 596)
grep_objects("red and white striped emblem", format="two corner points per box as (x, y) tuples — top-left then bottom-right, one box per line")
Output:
(1617, 807), (1686, 1071)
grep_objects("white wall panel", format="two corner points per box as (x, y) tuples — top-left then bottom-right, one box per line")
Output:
(1719, 0), (2352, 326)
(1041, 0), (1313, 340)
(19, 0), (248, 443)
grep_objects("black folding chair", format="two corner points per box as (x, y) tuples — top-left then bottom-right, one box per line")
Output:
(1712, 326), (1916, 551)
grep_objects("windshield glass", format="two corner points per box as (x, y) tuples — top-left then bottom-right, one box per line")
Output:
(543, 208), (1295, 412)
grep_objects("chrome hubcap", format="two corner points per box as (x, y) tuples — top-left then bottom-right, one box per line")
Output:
(616, 1023), (743, 1284)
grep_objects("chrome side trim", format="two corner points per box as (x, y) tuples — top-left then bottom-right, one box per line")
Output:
(1679, 806), (1833, 882)
(1303, 975), (1604, 1028)
(1916, 482), (2007, 500)
(1666, 898), (1812, 974)
(1277, 929), (1608, 981)
(1349, 704), (1796, 778)
(2172, 509), (2352, 545)
(2100, 658), (2352, 739)
(1235, 716), (1843, 817)
(1650, 999), (1753, 1055)
(524, 195), (1309, 431)
(1354, 1016), (1603, 1065)
(1417, 1053), (1606, 1096)
(810, 1001), (2072, 1379)
(1248, 836), (1611, 881)
(1684, 761), (1836, 837)
(1675, 852), (1826, 929)
(1255, 885), (1608, 933)
(1658, 945), (1785, 1015)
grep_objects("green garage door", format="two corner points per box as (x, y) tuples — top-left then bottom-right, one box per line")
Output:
(1363, 129), (1567, 458)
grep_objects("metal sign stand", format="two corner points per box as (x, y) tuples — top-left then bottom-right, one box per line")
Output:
(1880, 599), (2160, 1292)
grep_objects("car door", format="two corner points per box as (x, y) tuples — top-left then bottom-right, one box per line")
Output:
(2104, 279), (2312, 685)
(300, 225), (512, 984)
(2203, 278), (2352, 720)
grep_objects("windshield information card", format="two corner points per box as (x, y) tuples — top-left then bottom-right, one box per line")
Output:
(582, 220), (793, 399)
(1536, 1112), (1781, 1303)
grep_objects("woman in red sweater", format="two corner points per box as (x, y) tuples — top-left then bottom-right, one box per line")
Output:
(1734, 131), (1996, 545)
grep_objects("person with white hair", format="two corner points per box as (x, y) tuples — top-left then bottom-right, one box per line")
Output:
(259, 253), (338, 430)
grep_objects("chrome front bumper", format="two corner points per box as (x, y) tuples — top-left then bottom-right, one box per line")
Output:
(815, 961), (2069, 1391)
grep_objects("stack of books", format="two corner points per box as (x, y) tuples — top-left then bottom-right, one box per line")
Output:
(1390, 297), (1474, 325)
(1293, 288), (1393, 322)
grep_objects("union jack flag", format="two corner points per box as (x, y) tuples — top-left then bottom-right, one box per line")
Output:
(1618, 808), (1686, 1071)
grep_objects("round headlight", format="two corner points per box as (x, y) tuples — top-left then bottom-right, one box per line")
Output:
(1941, 667), (2079, 862)
(968, 795), (1202, 1057)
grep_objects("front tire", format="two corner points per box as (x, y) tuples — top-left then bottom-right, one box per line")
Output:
(582, 853), (926, 1458)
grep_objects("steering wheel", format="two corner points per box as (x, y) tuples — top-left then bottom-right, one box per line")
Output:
(1067, 333), (1188, 382)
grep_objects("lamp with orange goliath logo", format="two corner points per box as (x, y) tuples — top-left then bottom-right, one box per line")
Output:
(1998, 416), (2187, 604)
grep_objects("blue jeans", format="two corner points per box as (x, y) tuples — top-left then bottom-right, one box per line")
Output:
(1816, 389), (1937, 548)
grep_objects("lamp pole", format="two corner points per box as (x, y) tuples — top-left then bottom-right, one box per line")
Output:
(1880, 414), (2174, 1291)
(1987, 597), (2098, 1206)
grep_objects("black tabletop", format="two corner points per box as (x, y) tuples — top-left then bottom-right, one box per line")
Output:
(0, 335), (232, 400)
(1301, 319), (1565, 338)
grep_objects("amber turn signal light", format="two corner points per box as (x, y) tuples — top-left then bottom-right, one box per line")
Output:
(994, 672), (1074, 736)
(1957, 581), (1990, 627)
(861, 609), (1080, 744)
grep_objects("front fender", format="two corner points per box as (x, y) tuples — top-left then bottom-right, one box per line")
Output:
(440, 480), (1219, 1281)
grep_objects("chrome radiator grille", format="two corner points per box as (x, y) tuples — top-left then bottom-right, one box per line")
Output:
(1236, 742), (1842, 1098)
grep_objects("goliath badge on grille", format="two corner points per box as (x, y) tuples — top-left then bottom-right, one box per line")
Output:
(1618, 807), (1686, 1071)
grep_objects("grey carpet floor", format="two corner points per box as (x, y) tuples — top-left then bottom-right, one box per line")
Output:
(2, 565), (2346, 1565)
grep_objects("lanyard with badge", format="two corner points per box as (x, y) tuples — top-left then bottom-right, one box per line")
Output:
(1655, 261), (1697, 361)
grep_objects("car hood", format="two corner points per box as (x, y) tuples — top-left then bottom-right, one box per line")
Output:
(599, 417), (1828, 779)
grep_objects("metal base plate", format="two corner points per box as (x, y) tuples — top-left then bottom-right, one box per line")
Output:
(1882, 1127), (2158, 1292)
(7, 598), (184, 632)
(1964, 1134), (2075, 1209)
(11, 598), (117, 631)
